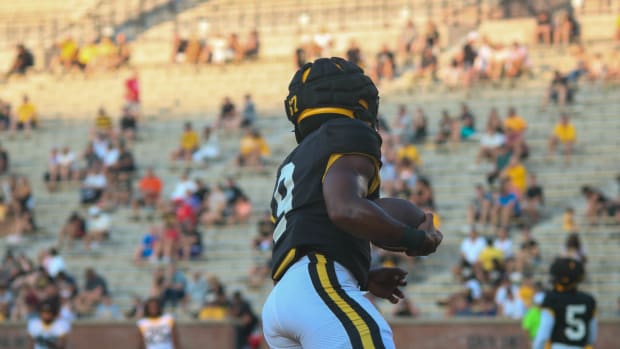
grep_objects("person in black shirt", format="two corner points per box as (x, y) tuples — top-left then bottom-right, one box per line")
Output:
(418, 47), (437, 81)
(534, 11), (552, 45)
(0, 141), (8, 175)
(262, 57), (441, 348)
(230, 291), (258, 349)
(524, 174), (544, 223)
(346, 39), (362, 67)
(294, 46), (307, 69)
(6, 44), (34, 78)
(545, 71), (571, 107)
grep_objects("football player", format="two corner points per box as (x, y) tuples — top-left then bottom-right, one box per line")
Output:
(262, 57), (442, 349)
(532, 257), (597, 349)
(28, 300), (71, 349)
(137, 298), (181, 349)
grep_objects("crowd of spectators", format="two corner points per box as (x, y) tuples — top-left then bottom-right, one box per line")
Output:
(49, 33), (131, 73)
(172, 30), (260, 65)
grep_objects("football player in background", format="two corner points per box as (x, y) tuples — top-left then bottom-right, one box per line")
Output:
(28, 300), (71, 349)
(262, 57), (442, 348)
(137, 298), (181, 349)
(532, 257), (597, 349)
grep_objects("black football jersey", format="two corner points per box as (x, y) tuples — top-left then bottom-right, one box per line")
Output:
(542, 290), (596, 346)
(270, 118), (382, 288)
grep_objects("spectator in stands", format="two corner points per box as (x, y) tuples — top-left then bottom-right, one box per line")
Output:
(547, 113), (576, 165)
(411, 107), (428, 144)
(193, 126), (220, 164)
(581, 185), (610, 225)
(505, 42), (529, 79)
(244, 30), (260, 60)
(132, 168), (163, 220)
(0, 142), (8, 174)
(346, 39), (362, 67)
(218, 97), (239, 131)
(494, 226), (514, 260)
(83, 206), (111, 251)
(423, 21), (440, 48)
(241, 94), (257, 129)
(490, 178), (520, 228)
(534, 10), (553, 46)
(11, 95), (37, 136)
(0, 99), (10, 131)
(77, 38), (99, 72)
(466, 184), (492, 228)
(80, 164), (107, 205)
(411, 177), (434, 210)
(434, 110), (457, 145)
(57, 211), (86, 250)
(294, 45), (307, 70)
(171, 122), (200, 165)
(227, 33), (243, 63)
(501, 156), (528, 196)
(43, 248), (65, 278)
(119, 105), (138, 144)
(237, 129), (270, 170)
(186, 271), (208, 314)
(544, 70), (571, 107)
(75, 268), (108, 315)
(112, 33), (131, 69)
(476, 124), (505, 166)
(453, 227), (486, 279)
(417, 46), (438, 81)
(230, 290), (258, 349)
(376, 44), (396, 81)
(201, 184), (227, 227)
(498, 285), (525, 319)
(392, 105), (412, 143)
(161, 264), (187, 309)
(523, 174), (544, 224)
(253, 210), (274, 252)
(133, 227), (162, 264)
(94, 295), (122, 320)
(313, 27), (333, 57)
(94, 107), (113, 140)
(553, 11), (572, 46)
(562, 233), (587, 263)
(392, 296), (420, 318)
(124, 69), (140, 109)
(57, 36), (79, 71)
(399, 20), (418, 68)
(458, 103), (476, 140)
(6, 44), (34, 78)
(478, 237), (504, 282)
(503, 107), (527, 157)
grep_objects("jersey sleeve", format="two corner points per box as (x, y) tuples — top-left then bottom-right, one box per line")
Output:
(322, 119), (382, 197)
(27, 319), (37, 337)
(540, 291), (555, 313)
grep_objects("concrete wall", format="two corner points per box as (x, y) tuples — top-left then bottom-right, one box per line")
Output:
(1, 318), (618, 349)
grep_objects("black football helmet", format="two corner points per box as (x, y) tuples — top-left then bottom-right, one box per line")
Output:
(284, 57), (379, 143)
(550, 257), (585, 291)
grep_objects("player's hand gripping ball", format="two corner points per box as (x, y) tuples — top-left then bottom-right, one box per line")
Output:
(372, 197), (426, 252)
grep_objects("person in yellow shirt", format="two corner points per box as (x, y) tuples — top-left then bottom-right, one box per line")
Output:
(548, 113), (576, 164)
(96, 36), (117, 69)
(77, 39), (99, 71)
(94, 107), (113, 138)
(396, 143), (422, 167)
(170, 122), (199, 164)
(238, 129), (270, 169)
(478, 237), (504, 272)
(12, 94), (37, 135)
(502, 156), (528, 195)
(59, 36), (78, 69)
(503, 107), (527, 150)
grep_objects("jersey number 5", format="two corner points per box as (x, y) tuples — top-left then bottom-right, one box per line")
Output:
(273, 162), (295, 243)
(565, 304), (587, 341)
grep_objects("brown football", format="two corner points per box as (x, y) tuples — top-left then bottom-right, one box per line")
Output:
(372, 197), (427, 252)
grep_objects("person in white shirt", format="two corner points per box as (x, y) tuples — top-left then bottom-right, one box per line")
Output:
(45, 248), (65, 278)
(192, 126), (220, 164)
(103, 143), (120, 168)
(170, 170), (197, 201)
(476, 125), (505, 165)
(28, 301), (71, 349)
(56, 147), (77, 181)
(453, 227), (487, 281)
(83, 206), (111, 251)
(137, 298), (181, 349)
(80, 165), (107, 205)
(493, 226), (514, 259)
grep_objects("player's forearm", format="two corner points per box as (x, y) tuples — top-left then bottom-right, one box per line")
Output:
(328, 197), (408, 244)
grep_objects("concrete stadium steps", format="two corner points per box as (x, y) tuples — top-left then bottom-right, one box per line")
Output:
(1, 43), (620, 318)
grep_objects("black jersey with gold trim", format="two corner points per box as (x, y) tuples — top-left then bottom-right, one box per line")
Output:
(542, 290), (596, 346)
(270, 117), (381, 288)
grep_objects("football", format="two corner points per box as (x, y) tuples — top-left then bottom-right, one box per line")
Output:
(372, 197), (427, 252)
